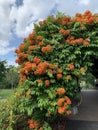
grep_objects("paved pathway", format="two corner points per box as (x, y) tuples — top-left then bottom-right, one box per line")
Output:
(69, 89), (98, 121)
(66, 89), (98, 130)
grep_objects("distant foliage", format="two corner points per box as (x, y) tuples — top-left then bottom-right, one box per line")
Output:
(0, 65), (19, 89)
(1, 10), (98, 130)
(0, 60), (7, 86)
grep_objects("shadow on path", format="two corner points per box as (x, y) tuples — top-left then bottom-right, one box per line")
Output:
(66, 120), (98, 130)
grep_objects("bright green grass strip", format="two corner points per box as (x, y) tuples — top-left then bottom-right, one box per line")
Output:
(0, 89), (14, 98)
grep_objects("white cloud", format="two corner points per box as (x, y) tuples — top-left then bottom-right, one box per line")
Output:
(10, 0), (57, 37)
(0, 0), (16, 56)
(1, 0), (98, 59)
(0, 46), (15, 55)
(78, 0), (90, 5)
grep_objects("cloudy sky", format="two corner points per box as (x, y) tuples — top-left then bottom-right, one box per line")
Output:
(0, 0), (98, 66)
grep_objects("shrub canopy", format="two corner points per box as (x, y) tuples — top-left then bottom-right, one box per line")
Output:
(1, 10), (98, 130)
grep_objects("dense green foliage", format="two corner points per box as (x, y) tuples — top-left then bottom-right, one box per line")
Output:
(0, 60), (7, 84)
(1, 10), (98, 130)
(0, 65), (19, 89)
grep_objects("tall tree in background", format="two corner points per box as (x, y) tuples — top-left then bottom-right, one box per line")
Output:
(0, 60), (7, 87)
(5, 65), (19, 89)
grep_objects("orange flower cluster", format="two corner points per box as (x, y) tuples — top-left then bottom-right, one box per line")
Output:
(18, 43), (26, 52)
(66, 75), (71, 80)
(19, 75), (26, 82)
(15, 41), (29, 65)
(28, 32), (36, 45)
(28, 46), (37, 52)
(56, 16), (71, 25)
(19, 61), (36, 81)
(45, 80), (50, 87)
(83, 38), (90, 46)
(20, 62), (33, 74)
(57, 73), (63, 79)
(57, 88), (66, 95)
(26, 89), (31, 98)
(28, 33), (43, 46)
(36, 35), (43, 41)
(74, 10), (97, 25)
(66, 36), (90, 46)
(15, 53), (29, 65)
(66, 37), (84, 45)
(33, 57), (41, 65)
(38, 41), (44, 46)
(15, 92), (18, 98)
(57, 68), (63, 73)
(34, 61), (48, 75)
(67, 63), (75, 70)
(37, 79), (43, 84)
(41, 45), (52, 53)
(59, 29), (70, 36)
(57, 96), (71, 114)
(28, 120), (39, 129)
(48, 63), (58, 69)
(80, 67), (85, 73)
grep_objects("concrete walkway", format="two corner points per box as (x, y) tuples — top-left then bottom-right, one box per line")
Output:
(69, 89), (98, 121)
(66, 89), (98, 130)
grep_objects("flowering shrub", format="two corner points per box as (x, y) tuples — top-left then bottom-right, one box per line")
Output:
(1, 10), (98, 130)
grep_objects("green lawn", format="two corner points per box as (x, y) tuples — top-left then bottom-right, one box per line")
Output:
(0, 89), (14, 98)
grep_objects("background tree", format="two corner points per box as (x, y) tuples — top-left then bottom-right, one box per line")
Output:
(0, 60), (7, 88)
(2, 65), (19, 89)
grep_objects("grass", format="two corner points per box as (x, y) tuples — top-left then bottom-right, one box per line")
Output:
(0, 89), (14, 98)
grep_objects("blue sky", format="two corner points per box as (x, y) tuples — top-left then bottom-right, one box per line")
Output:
(0, 0), (98, 66)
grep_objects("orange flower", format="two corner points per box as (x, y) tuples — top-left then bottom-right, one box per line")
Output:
(76, 38), (83, 44)
(66, 110), (72, 115)
(45, 80), (50, 87)
(57, 88), (66, 95)
(66, 75), (71, 80)
(59, 29), (65, 34)
(19, 43), (26, 52)
(28, 120), (39, 129)
(32, 63), (36, 70)
(28, 39), (35, 45)
(39, 127), (43, 130)
(80, 67), (85, 73)
(15, 49), (21, 54)
(25, 62), (32, 73)
(38, 79), (43, 84)
(29, 32), (35, 39)
(65, 97), (71, 105)
(20, 68), (25, 74)
(48, 64), (54, 69)
(15, 92), (18, 98)
(67, 63), (75, 70)
(36, 35), (43, 41)
(58, 107), (66, 114)
(58, 69), (63, 73)
(57, 98), (65, 107)
(57, 74), (63, 79)
(35, 61), (48, 75)
(33, 57), (41, 64)
(70, 40), (76, 45)
(83, 41), (89, 46)
(20, 75), (26, 82)
(64, 30), (70, 35)
(28, 120), (33, 124)
(41, 45), (52, 53)
(28, 46), (37, 52)
(38, 41), (44, 46)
